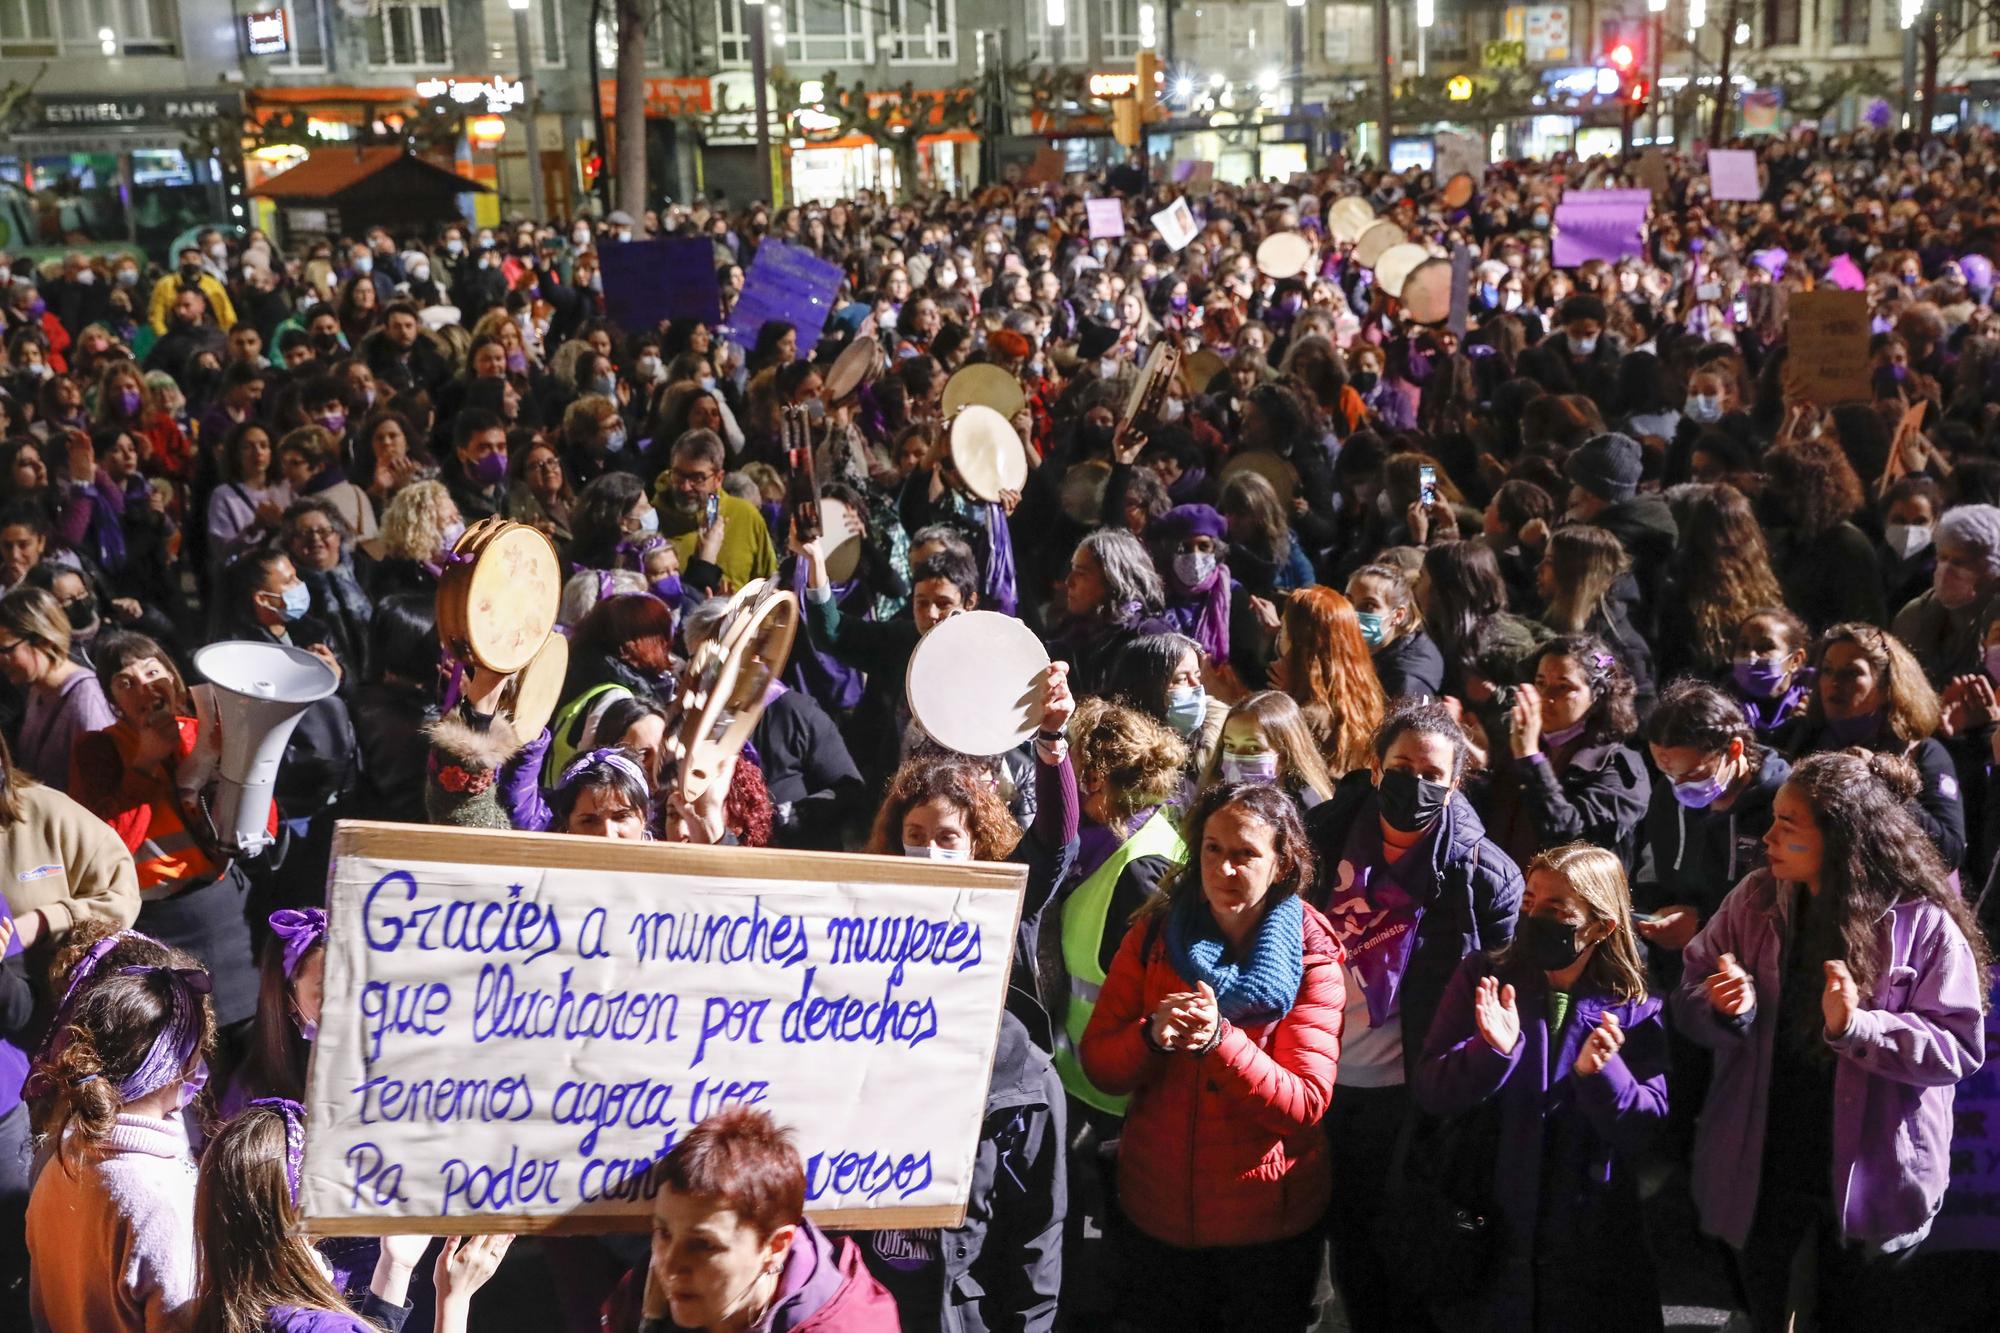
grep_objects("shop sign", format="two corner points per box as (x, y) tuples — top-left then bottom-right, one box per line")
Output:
(1088, 72), (1140, 99)
(1503, 4), (1571, 63)
(595, 77), (715, 118)
(28, 91), (245, 128)
(415, 78), (526, 116)
(245, 9), (289, 56)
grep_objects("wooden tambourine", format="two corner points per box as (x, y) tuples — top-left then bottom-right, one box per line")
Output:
(822, 336), (879, 403)
(942, 362), (1027, 422)
(1441, 172), (1477, 210)
(668, 579), (799, 803)
(906, 611), (1051, 757)
(1182, 348), (1227, 396)
(1220, 449), (1300, 506)
(502, 632), (569, 739)
(1374, 243), (1430, 300)
(1400, 258), (1456, 326)
(818, 495), (864, 584)
(950, 404), (1029, 502)
(1329, 196), (1378, 244)
(436, 517), (561, 674)
(1121, 340), (1183, 438)
(1256, 231), (1313, 280)
(1352, 220), (1407, 270)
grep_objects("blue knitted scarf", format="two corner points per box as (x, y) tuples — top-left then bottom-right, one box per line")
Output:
(1164, 890), (1306, 1026)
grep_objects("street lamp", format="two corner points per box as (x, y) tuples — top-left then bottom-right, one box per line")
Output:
(1416, 0), (1434, 79)
(1047, 0), (1066, 28)
(1285, 0), (1305, 116)
(507, 0), (547, 223)
(1646, 0), (1666, 144)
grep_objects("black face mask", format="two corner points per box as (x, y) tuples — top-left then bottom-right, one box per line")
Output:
(179, 263), (203, 283)
(1376, 768), (1450, 833)
(1515, 915), (1590, 972)
(1350, 371), (1380, 394)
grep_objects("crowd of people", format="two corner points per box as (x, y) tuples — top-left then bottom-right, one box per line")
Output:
(3, 123), (2000, 1333)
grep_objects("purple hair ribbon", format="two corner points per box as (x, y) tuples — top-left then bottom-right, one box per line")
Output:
(268, 908), (328, 980)
(251, 1096), (309, 1206)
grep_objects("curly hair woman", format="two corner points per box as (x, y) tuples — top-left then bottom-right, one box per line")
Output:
(1659, 482), (1789, 677)
(1269, 585), (1386, 777)
(1761, 439), (1885, 631)
(1674, 750), (1990, 1333)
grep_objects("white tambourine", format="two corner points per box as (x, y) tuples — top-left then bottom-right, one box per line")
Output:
(905, 611), (1051, 757)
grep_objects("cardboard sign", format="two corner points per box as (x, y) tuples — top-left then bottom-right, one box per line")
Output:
(1433, 130), (1486, 189)
(1707, 148), (1762, 202)
(724, 239), (845, 359)
(1086, 197), (1126, 240)
(1786, 289), (1871, 406)
(300, 823), (1025, 1234)
(1151, 197), (1199, 252)
(1022, 147), (1066, 185)
(599, 237), (721, 333)
(1172, 159), (1214, 186)
(1635, 148), (1670, 199)
(1927, 976), (2000, 1251)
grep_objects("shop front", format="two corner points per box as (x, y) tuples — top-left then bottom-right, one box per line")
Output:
(1, 91), (245, 259)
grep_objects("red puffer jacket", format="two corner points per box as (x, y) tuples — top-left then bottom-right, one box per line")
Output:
(1081, 898), (1344, 1249)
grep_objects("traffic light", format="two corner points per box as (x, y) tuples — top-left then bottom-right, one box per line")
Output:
(1134, 49), (1168, 123)
(1609, 41), (1635, 71)
(1600, 19), (1646, 73)
(1627, 77), (1649, 107)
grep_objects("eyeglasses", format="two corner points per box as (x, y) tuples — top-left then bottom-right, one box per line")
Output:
(528, 459), (564, 476)
(672, 468), (718, 486)
(294, 526), (339, 543)
(0, 639), (26, 656)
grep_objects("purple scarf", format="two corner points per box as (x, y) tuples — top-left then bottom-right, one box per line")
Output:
(1166, 465), (1209, 504)
(982, 502), (1018, 617)
(1322, 816), (1428, 1027)
(782, 557), (865, 713)
(1737, 681), (1809, 738)
(1166, 564), (1231, 666)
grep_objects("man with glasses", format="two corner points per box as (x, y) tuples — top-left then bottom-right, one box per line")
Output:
(653, 429), (775, 591)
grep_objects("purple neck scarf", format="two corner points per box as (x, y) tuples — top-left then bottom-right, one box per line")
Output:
(981, 502), (1018, 618)
(269, 909), (327, 979)
(1166, 465), (1209, 504)
(1322, 817), (1429, 1027)
(1166, 565), (1231, 666)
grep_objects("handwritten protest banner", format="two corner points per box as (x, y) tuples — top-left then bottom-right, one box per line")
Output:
(301, 822), (1025, 1235)
(1785, 289), (1870, 406)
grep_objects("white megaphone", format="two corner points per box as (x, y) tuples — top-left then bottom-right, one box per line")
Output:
(191, 641), (341, 856)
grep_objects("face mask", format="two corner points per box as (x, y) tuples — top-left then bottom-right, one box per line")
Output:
(506, 349), (528, 374)
(636, 504), (658, 533)
(1099, 356), (1120, 379)
(1502, 290), (1523, 311)
(116, 268), (139, 287)
(1671, 760), (1735, 809)
(208, 242), (228, 261)
(605, 426), (629, 454)
(1161, 397), (1185, 423)
(637, 354), (662, 380)
(352, 256), (373, 275)
(1543, 717), (1589, 749)
(805, 397), (825, 424)
(1884, 522), (1932, 561)
(294, 1010), (319, 1043)
(573, 229), (591, 247)
(277, 582), (311, 622)
(937, 268), (957, 287)
(1685, 394), (1723, 424)
(317, 410), (346, 434)
(473, 450), (509, 488)
(1356, 611), (1390, 647)
(904, 842), (973, 861)
(1165, 685), (1205, 737)
(1515, 914), (1591, 972)
(446, 238), (465, 256)
(1173, 551), (1217, 587)
(1732, 656), (1791, 699)
(178, 1061), (209, 1111)
(1569, 333), (1599, 356)
(178, 263), (203, 283)
(1220, 751), (1280, 785)
(119, 388), (143, 416)
(1351, 370), (1380, 394)
(1376, 767), (1451, 833)
(411, 264), (431, 283)
(64, 599), (99, 638)
(25, 362), (48, 379)
(593, 374), (618, 398)
(440, 520), (466, 552)
(76, 268), (96, 286)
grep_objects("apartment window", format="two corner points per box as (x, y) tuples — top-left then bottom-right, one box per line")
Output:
(536, 0), (562, 63)
(270, 0), (327, 70)
(369, 0), (449, 67)
(783, 0), (870, 64)
(598, 1), (667, 67)
(1829, 0), (1867, 44)
(1024, 0), (1085, 62)
(0, 0), (57, 57)
(1401, 8), (1467, 60)
(716, 0), (748, 64)
(1100, 0), (1139, 58)
(1760, 0), (1798, 44)
(60, 0), (176, 52)
(891, 0), (955, 62)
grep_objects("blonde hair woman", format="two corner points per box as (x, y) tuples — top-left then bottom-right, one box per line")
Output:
(359, 479), (462, 602)
(1409, 842), (1665, 1331)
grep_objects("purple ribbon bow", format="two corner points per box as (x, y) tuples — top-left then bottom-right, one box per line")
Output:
(251, 1096), (309, 1206)
(269, 908), (328, 980)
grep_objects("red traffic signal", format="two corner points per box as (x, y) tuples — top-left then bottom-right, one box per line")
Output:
(1628, 78), (1648, 103)
(1610, 42), (1636, 70)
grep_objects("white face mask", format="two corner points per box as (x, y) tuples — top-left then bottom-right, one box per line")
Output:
(903, 842), (972, 861)
(1884, 521), (1933, 561)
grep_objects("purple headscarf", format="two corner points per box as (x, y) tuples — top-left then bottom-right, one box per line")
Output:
(269, 909), (328, 980)
(102, 965), (212, 1102)
(251, 1096), (309, 1205)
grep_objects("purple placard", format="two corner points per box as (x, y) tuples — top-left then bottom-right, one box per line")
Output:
(1552, 199), (1648, 266)
(599, 237), (722, 333)
(1087, 197), (1126, 239)
(1560, 188), (1653, 210)
(724, 239), (845, 359)
(1924, 975), (2000, 1251)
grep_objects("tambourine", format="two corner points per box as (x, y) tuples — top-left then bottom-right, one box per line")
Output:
(942, 362), (1027, 422)
(1374, 243), (1430, 300)
(436, 517), (561, 675)
(1328, 196), (1378, 244)
(667, 579), (799, 803)
(822, 336), (879, 403)
(1441, 172), (1477, 210)
(1256, 231), (1313, 280)
(1181, 347), (1227, 397)
(1353, 220), (1407, 269)
(1121, 340), (1183, 438)
(502, 632), (569, 740)
(950, 404), (1030, 502)
(906, 611), (1051, 757)
(1220, 449), (1300, 507)
(1400, 258), (1456, 326)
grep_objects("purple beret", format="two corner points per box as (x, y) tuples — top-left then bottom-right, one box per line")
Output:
(1961, 253), (1994, 293)
(1156, 503), (1229, 542)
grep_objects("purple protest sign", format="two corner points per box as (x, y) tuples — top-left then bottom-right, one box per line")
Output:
(599, 237), (721, 333)
(724, 239), (845, 358)
(1552, 192), (1648, 267)
(1086, 197), (1126, 240)
(1923, 975), (2000, 1251)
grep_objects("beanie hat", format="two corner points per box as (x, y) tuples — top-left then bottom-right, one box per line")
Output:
(1565, 432), (1643, 504)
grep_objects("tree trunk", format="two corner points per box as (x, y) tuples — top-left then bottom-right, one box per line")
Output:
(1920, 19), (1941, 139)
(1711, 0), (1739, 145)
(615, 0), (649, 218)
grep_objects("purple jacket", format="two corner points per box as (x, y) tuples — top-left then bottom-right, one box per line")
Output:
(1672, 868), (1987, 1251)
